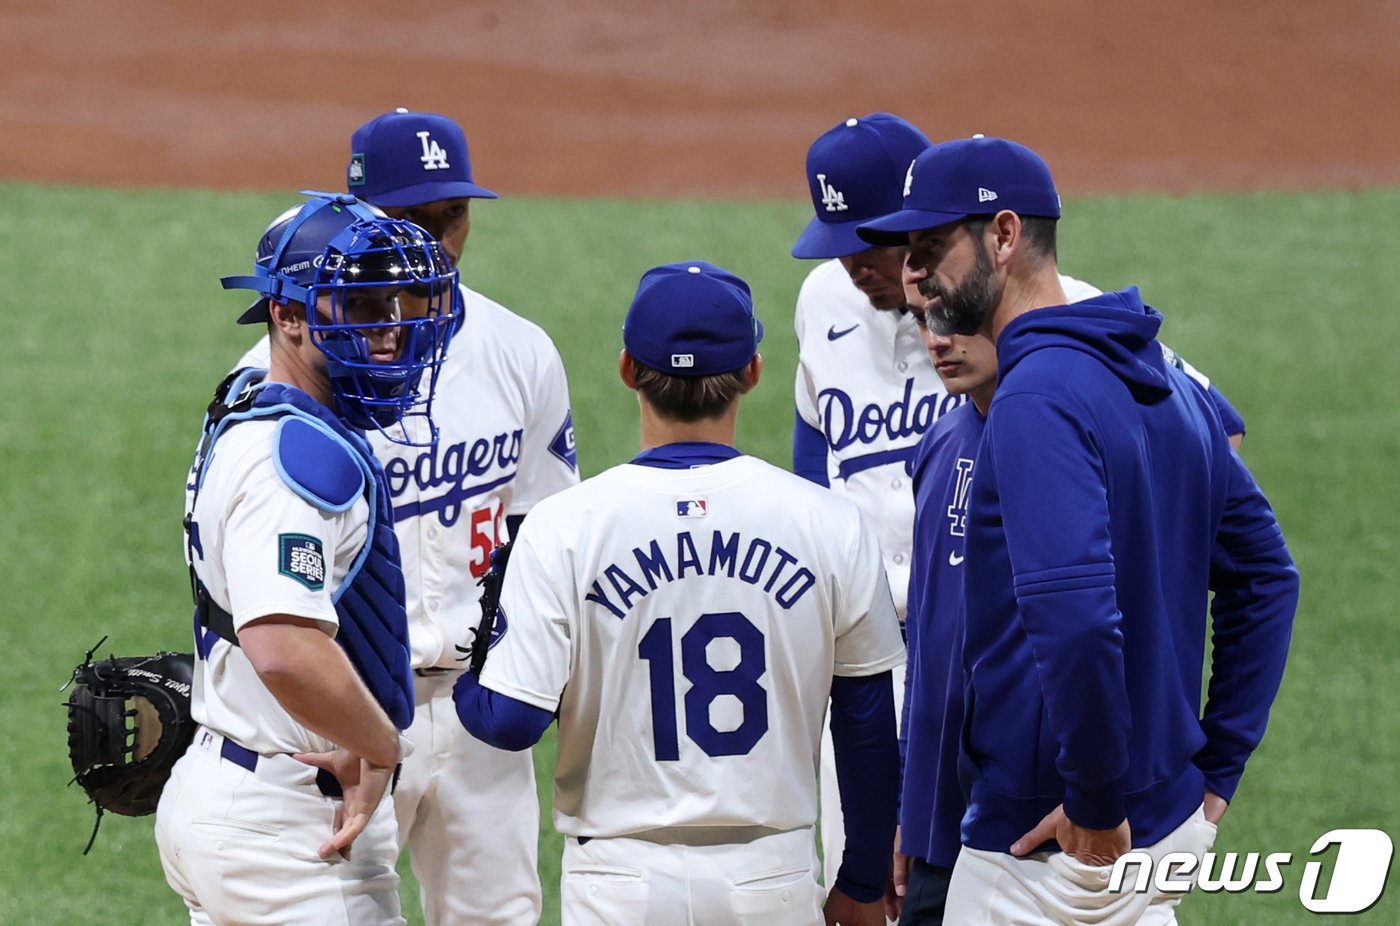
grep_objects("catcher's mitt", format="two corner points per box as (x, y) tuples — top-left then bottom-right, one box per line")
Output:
(64, 639), (196, 851)
(456, 540), (513, 675)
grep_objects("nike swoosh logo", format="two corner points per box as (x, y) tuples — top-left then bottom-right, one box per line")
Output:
(948, 551), (965, 566)
(827, 324), (860, 341)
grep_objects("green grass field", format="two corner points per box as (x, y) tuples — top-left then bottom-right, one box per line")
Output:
(1, 183), (1396, 924)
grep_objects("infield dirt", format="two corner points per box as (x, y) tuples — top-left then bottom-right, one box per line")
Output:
(2, 0), (1397, 197)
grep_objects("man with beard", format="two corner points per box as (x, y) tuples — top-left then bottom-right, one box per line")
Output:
(858, 136), (1299, 925)
(788, 118), (1242, 902)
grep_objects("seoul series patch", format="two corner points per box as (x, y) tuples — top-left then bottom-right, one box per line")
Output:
(549, 411), (578, 470)
(676, 498), (708, 518)
(279, 533), (326, 591)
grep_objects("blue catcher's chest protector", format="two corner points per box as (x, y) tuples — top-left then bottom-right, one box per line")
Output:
(187, 369), (415, 730)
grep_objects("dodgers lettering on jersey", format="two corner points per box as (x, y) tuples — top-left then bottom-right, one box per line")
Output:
(479, 454), (905, 839)
(583, 530), (816, 620)
(382, 429), (524, 526)
(794, 263), (1104, 617)
(818, 377), (965, 476)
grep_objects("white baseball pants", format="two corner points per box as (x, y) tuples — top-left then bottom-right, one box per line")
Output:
(942, 804), (1218, 926)
(154, 727), (402, 926)
(561, 826), (824, 925)
(394, 670), (542, 925)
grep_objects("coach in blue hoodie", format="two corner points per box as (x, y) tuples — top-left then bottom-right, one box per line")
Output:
(859, 138), (1298, 924)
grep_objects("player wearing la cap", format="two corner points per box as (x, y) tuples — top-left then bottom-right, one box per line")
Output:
(790, 116), (1248, 903)
(858, 138), (1298, 925)
(794, 114), (1087, 901)
(236, 110), (578, 925)
(155, 193), (460, 925)
(453, 261), (907, 926)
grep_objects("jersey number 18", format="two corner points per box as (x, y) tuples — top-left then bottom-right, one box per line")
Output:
(638, 611), (768, 760)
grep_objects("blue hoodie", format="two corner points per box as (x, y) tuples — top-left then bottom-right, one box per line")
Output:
(960, 288), (1298, 853)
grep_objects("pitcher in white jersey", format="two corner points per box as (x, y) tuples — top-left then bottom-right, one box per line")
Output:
(453, 261), (907, 926)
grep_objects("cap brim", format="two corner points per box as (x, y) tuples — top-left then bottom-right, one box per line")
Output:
(236, 298), (271, 325)
(361, 180), (499, 207)
(791, 215), (875, 259)
(856, 208), (971, 246)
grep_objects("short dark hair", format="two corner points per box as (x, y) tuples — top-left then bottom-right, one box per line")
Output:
(963, 214), (1058, 261)
(631, 358), (753, 422)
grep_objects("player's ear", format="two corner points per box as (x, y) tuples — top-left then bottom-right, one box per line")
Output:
(619, 350), (640, 389)
(269, 299), (305, 340)
(990, 210), (1020, 267)
(743, 354), (763, 393)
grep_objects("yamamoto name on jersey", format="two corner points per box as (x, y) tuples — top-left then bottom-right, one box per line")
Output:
(585, 530), (817, 620)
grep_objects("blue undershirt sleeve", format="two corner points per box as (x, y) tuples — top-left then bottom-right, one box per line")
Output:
(793, 408), (830, 487)
(829, 671), (899, 904)
(452, 671), (554, 751)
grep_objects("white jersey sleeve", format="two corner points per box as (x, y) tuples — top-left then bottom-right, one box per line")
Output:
(793, 278), (822, 432)
(478, 527), (573, 712)
(833, 509), (904, 677)
(503, 327), (579, 518)
(219, 458), (346, 634)
(194, 422), (367, 634)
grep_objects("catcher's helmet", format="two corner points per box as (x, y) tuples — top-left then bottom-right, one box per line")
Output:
(220, 192), (461, 445)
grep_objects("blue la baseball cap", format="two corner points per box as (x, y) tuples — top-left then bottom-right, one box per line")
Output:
(225, 193), (389, 324)
(347, 108), (498, 207)
(791, 113), (931, 260)
(857, 135), (1061, 246)
(623, 261), (764, 377)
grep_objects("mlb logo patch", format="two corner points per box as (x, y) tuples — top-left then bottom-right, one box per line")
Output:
(279, 533), (326, 591)
(348, 153), (366, 186)
(676, 498), (708, 518)
(671, 353), (695, 369)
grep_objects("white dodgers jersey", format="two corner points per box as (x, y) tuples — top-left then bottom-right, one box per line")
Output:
(479, 453), (906, 838)
(794, 260), (1101, 617)
(235, 283), (579, 669)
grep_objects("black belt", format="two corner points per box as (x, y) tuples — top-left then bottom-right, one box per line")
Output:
(414, 666), (456, 677)
(219, 737), (401, 796)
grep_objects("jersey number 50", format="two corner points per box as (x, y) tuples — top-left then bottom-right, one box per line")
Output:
(638, 611), (768, 760)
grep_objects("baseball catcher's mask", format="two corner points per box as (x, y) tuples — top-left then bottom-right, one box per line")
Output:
(221, 192), (463, 446)
(64, 639), (196, 853)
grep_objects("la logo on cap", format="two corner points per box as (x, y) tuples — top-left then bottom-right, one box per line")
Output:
(816, 173), (848, 212)
(418, 131), (450, 171)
